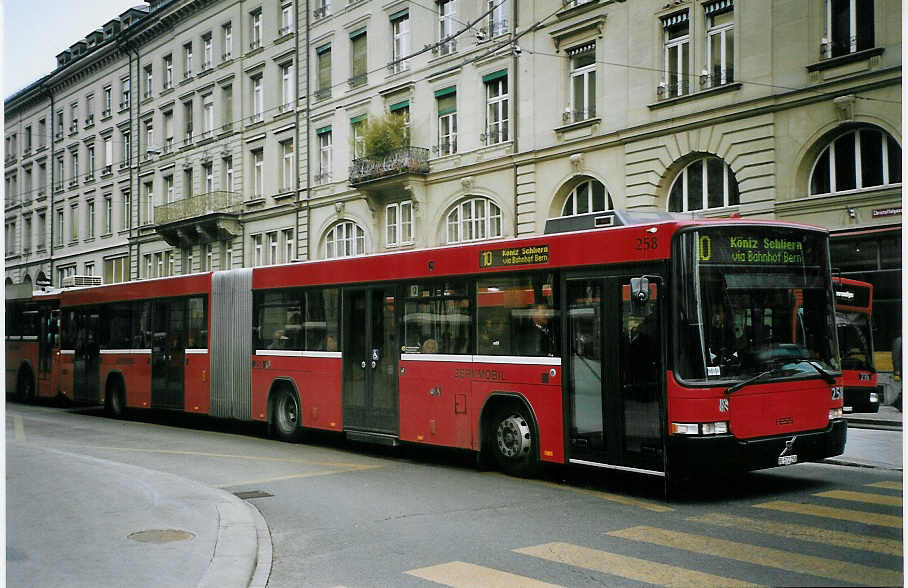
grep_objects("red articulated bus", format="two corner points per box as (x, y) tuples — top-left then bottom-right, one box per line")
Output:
(833, 277), (878, 413)
(7, 210), (846, 479)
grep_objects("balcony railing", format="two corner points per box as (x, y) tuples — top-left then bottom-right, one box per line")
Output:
(348, 73), (367, 88)
(349, 146), (429, 185)
(154, 190), (241, 225)
(278, 25), (292, 36)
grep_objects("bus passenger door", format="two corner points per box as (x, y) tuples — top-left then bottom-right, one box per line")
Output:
(73, 307), (101, 403)
(565, 275), (665, 474)
(151, 299), (186, 410)
(342, 287), (399, 435)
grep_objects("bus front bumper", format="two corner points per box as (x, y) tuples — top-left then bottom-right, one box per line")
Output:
(668, 419), (847, 473)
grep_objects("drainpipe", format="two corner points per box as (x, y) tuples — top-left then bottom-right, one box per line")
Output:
(511, 0), (520, 237)
(304, 2), (311, 261)
(293, 0), (303, 261)
(127, 40), (141, 279)
(43, 85), (55, 283)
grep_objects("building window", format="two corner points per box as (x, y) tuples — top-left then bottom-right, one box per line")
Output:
(825, 0), (873, 58)
(351, 117), (366, 158)
(280, 2), (293, 35)
(350, 30), (367, 87)
(280, 62), (294, 109)
(164, 54), (173, 89)
(203, 162), (213, 192)
(446, 197), (501, 244)
(104, 255), (129, 284)
(436, 88), (456, 156)
(55, 157), (64, 190)
(489, 0), (508, 37)
(223, 22), (232, 60)
(317, 128), (332, 184)
(85, 95), (94, 125)
(70, 204), (79, 242)
(568, 43), (596, 122)
(281, 140), (294, 191)
(484, 72), (508, 145)
(252, 148), (264, 196)
(144, 254), (152, 278)
(667, 155), (739, 212)
(86, 200), (95, 238)
(438, 0), (456, 55)
(203, 243), (213, 271)
(71, 151), (79, 183)
(102, 87), (112, 116)
(163, 111), (174, 151)
(252, 233), (264, 266)
(268, 231), (279, 265)
(55, 209), (64, 246)
(144, 122), (154, 158)
(250, 9), (262, 49)
(122, 130), (131, 165)
(84, 262), (95, 276)
(123, 191), (131, 229)
(156, 252), (164, 277)
(23, 217), (31, 252)
(223, 156), (234, 190)
(202, 93), (214, 137)
(391, 11), (409, 73)
(316, 45), (331, 99)
(184, 168), (194, 199)
(560, 178), (613, 216)
(222, 84), (233, 130)
(203, 33), (213, 68)
(386, 200), (413, 247)
(86, 145), (95, 180)
(184, 100), (194, 143)
(104, 137), (113, 171)
(144, 65), (153, 98)
(164, 175), (174, 203)
(251, 75), (263, 122)
(144, 180), (154, 224)
(282, 228), (293, 262)
(104, 196), (112, 234)
(184, 42), (193, 77)
(809, 128), (902, 195)
(223, 239), (234, 268)
(662, 11), (689, 98)
(705, 1), (734, 87)
(326, 221), (365, 258)
(183, 247), (193, 274)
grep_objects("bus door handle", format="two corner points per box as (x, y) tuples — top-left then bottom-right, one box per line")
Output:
(371, 360), (377, 369)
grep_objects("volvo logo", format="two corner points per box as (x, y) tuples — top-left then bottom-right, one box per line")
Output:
(779, 436), (797, 457)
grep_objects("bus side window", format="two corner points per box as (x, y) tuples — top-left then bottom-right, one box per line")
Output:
(476, 273), (558, 357)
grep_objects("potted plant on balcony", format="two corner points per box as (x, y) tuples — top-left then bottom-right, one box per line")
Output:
(361, 112), (409, 175)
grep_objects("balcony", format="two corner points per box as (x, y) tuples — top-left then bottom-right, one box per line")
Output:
(154, 190), (242, 247)
(349, 146), (429, 188)
(84, 114), (94, 128)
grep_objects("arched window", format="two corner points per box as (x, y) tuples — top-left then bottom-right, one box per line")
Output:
(446, 197), (502, 244)
(22, 274), (32, 285)
(667, 155), (739, 212)
(325, 221), (365, 258)
(560, 178), (613, 216)
(809, 127), (901, 195)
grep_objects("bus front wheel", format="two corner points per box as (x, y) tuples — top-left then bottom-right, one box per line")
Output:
(272, 387), (303, 442)
(107, 380), (126, 418)
(492, 406), (539, 478)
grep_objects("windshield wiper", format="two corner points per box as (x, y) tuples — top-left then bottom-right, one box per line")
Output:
(724, 368), (779, 395)
(802, 360), (837, 384)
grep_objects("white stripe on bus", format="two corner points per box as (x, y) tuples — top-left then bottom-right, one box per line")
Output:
(185, 348), (209, 355)
(255, 350), (342, 359)
(401, 354), (562, 366)
(99, 349), (152, 355)
(60, 349), (75, 355)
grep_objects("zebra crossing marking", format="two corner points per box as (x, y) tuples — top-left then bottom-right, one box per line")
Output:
(755, 500), (902, 528)
(608, 525), (903, 586)
(405, 561), (563, 587)
(814, 489), (903, 507)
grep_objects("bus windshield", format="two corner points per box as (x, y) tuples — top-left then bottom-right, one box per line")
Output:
(837, 311), (874, 371)
(675, 226), (839, 384)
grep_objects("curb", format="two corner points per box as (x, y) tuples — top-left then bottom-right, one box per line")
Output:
(197, 500), (259, 588)
(824, 457), (903, 472)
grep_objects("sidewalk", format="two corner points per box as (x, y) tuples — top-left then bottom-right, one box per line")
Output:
(845, 404), (902, 430)
(826, 405), (903, 471)
(6, 441), (268, 588)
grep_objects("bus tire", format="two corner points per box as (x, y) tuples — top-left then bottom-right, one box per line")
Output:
(272, 386), (303, 442)
(492, 404), (540, 478)
(107, 379), (127, 418)
(17, 367), (35, 403)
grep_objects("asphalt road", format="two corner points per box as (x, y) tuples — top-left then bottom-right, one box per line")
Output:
(6, 403), (904, 587)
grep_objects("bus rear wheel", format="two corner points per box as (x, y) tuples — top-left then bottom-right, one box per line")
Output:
(107, 380), (126, 418)
(272, 387), (303, 442)
(492, 406), (539, 478)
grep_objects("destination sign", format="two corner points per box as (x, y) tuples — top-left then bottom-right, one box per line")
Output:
(834, 283), (871, 308)
(697, 229), (823, 267)
(479, 245), (550, 268)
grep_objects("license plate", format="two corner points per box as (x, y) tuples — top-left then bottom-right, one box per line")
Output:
(778, 454), (798, 466)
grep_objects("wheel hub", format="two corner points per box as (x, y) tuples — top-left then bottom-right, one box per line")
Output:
(496, 414), (531, 459)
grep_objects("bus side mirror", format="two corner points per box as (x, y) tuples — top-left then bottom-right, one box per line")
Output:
(631, 277), (650, 304)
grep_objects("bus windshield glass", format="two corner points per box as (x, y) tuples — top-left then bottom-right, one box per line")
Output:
(675, 227), (839, 384)
(837, 311), (874, 371)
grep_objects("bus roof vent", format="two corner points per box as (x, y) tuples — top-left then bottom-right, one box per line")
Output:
(544, 208), (680, 234)
(62, 275), (102, 288)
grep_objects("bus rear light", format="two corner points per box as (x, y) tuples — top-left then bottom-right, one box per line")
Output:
(828, 408), (843, 420)
(671, 421), (728, 436)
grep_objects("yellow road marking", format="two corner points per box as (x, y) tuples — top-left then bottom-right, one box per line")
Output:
(755, 500), (902, 528)
(79, 445), (377, 468)
(218, 466), (382, 488)
(516, 542), (762, 587)
(487, 474), (672, 512)
(815, 490), (903, 507)
(406, 561), (563, 587)
(13, 415), (26, 442)
(866, 480), (902, 490)
(688, 512), (903, 556)
(609, 526), (903, 587)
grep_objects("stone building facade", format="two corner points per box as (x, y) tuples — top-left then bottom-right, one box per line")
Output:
(5, 0), (902, 362)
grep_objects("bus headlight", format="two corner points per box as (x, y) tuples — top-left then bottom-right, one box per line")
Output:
(671, 421), (729, 435)
(828, 408), (843, 420)
(869, 392), (879, 403)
